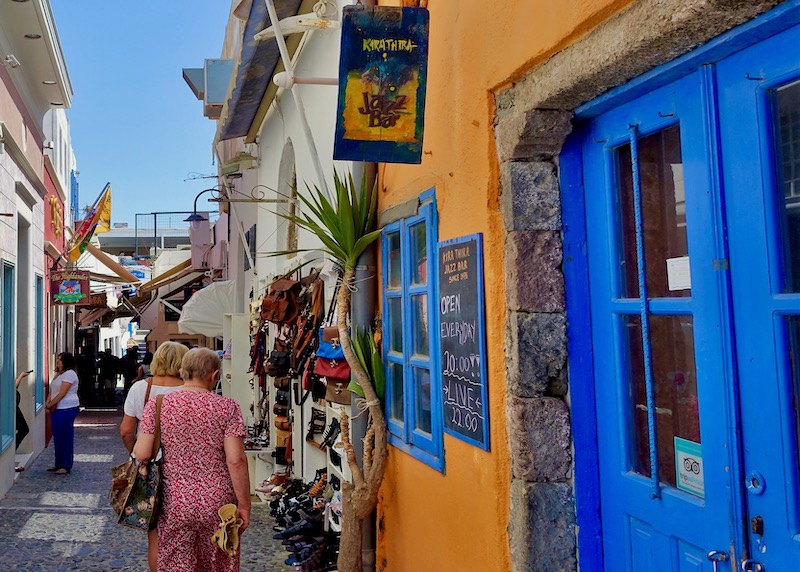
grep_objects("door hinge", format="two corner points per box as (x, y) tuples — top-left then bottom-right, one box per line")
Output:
(713, 258), (729, 271)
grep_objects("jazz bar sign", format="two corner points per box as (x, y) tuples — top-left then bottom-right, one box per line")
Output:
(334, 5), (429, 164)
(51, 270), (90, 305)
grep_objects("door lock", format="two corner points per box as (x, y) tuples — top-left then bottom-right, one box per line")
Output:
(707, 550), (729, 572)
(741, 560), (766, 572)
(751, 516), (764, 536)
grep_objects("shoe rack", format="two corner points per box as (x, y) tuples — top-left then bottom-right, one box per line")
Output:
(325, 402), (352, 533)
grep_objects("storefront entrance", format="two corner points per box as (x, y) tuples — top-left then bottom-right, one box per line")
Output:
(579, 23), (800, 571)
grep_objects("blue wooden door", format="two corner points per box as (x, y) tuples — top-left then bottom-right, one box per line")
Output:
(583, 71), (741, 572)
(717, 24), (800, 571)
(581, 22), (800, 572)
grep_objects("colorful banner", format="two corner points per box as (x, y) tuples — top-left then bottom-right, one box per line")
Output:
(68, 183), (112, 263)
(333, 6), (429, 164)
(50, 270), (90, 305)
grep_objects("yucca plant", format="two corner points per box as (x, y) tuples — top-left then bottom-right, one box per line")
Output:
(274, 171), (387, 572)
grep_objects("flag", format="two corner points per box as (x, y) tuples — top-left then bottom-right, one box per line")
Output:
(67, 183), (112, 263)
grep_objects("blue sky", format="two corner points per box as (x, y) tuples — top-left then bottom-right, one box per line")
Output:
(51, 1), (231, 225)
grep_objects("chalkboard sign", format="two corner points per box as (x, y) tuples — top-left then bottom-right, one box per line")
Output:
(438, 233), (490, 451)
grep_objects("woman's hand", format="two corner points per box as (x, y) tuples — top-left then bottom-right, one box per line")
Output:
(237, 507), (251, 534)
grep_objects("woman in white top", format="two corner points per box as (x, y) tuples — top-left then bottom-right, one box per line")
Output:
(45, 352), (80, 475)
(120, 341), (188, 572)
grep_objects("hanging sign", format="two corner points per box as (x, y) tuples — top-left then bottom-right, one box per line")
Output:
(333, 5), (429, 164)
(50, 270), (90, 305)
(437, 233), (490, 451)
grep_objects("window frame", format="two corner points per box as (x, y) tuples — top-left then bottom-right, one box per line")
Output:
(1, 261), (16, 452)
(381, 189), (444, 472)
(35, 274), (45, 413)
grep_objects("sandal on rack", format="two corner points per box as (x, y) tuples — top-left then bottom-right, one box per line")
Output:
(305, 408), (327, 443)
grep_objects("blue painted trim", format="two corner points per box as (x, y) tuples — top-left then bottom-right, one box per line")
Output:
(560, 130), (604, 570)
(381, 189), (444, 472)
(628, 125), (661, 499)
(1, 262), (15, 453)
(575, 1), (800, 120)
(437, 233), (491, 451)
(35, 274), (44, 413)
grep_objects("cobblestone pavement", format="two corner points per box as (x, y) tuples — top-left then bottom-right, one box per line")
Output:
(0, 408), (291, 571)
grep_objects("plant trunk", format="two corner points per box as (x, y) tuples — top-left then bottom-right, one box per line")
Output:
(335, 266), (389, 572)
(338, 483), (364, 571)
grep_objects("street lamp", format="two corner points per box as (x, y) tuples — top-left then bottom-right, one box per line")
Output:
(184, 189), (217, 227)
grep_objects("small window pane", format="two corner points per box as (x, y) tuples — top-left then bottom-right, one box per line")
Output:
(785, 317), (800, 484)
(388, 362), (404, 423)
(410, 221), (427, 285)
(387, 232), (402, 289)
(387, 297), (403, 353)
(625, 314), (700, 490)
(774, 81), (800, 292)
(414, 367), (432, 434)
(411, 294), (429, 356)
(617, 125), (689, 299)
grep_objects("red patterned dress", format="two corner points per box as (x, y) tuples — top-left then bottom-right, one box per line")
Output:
(140, 391), (246, 572)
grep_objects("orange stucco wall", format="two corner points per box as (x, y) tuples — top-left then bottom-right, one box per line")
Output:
(375, 1), (634, 570)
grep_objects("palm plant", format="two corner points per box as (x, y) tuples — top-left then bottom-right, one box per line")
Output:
(276, 171), (386, 572)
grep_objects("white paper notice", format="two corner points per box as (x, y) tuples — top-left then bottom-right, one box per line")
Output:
(666, 256), (691, 291)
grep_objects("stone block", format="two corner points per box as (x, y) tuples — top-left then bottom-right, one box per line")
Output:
(505, 230), (565, 313)
(507, 395), (571, 482)
(506, 312), (567, 397)
(500, 162), (562, 232)
(509, 480), (577, 572)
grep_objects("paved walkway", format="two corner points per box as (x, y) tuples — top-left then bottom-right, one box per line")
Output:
(0, 408), (291, 571)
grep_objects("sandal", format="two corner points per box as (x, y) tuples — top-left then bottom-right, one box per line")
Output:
(305, 408), (327, 442)
(54, 468), (70, 475)
(46, 467), (59, 472)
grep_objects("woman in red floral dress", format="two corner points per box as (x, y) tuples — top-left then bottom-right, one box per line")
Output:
(135, 347), (251, 572)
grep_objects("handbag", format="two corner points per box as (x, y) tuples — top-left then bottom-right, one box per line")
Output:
(325, 378), (352, 405)
(314, 357), (351, 381)
(317, 327), (345, 360)
(115, 395), (164, 532)
(274, 415), (292, 431)
(266, 351), (290, 377)
(261, 278), (302, 325)
(272, 376), (291, 389)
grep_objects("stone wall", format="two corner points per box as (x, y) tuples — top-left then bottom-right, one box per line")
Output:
(496, 1), (782, 570)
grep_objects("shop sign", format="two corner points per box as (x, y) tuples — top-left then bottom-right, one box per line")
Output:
(437, 233), (490, 451)
(50, 270), (90, 305)
(333, 5), (429, 164)
(86, 292), (108, 309)
(675, 437), (704, 497)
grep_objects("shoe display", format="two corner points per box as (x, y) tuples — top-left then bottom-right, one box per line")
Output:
(256, 471), (289, 494)
(305, 408), (327, 443)
(320, 418), (341, 449)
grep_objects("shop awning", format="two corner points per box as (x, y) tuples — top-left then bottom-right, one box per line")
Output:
(138, 259), (194, 293)
(78, 307), (113, 328)
(217, 0), (305, 142)
(178, 280), (237, 338)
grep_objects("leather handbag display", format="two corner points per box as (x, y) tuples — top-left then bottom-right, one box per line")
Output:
(267, 351), (291, 377)
(261, 278), (302, 325)
(316, 327), (345, 360)
(325, 379), (352, 405)
(274, 415), (291, 431)
(272, 376), (291, 389)
(114, 395), (164, 532)
(313, 357), (351, 381)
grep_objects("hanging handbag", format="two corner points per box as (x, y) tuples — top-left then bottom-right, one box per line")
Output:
(325, 378), (352, 405)
(115, 395), (164, 532)
(316, 327), (345, 359)
(314, 357), (351, 380)
(272, 376), (291, 390)
(261, 278), (302, 325)
(275, 389), (290, 406)
(266, 351), (291, 377)
(274, 415), (292, 431)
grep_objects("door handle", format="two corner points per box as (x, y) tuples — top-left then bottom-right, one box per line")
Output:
(707, 550), (729, 572)
(741, 560), (765, 572)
